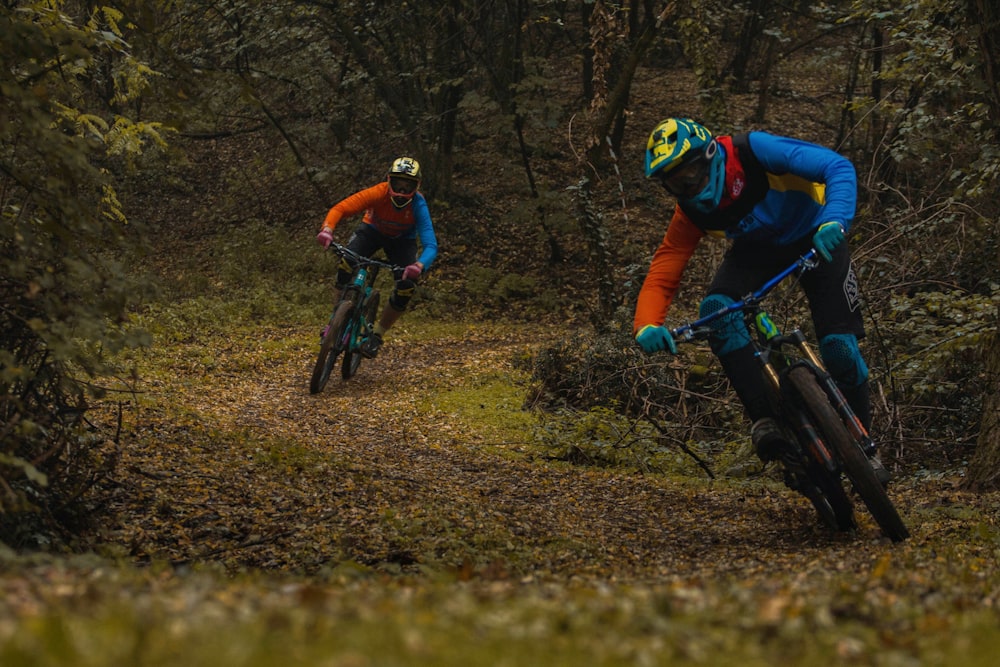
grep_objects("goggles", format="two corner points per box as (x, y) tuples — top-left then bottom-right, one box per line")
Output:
(389, 176), (418, 195)
(657, 141), (717, 199)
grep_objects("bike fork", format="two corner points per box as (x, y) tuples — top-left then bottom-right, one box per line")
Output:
(789, 409), (837, 472)
(797, 338), (877, 456)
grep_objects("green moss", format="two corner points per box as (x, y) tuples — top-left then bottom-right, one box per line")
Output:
(418, 373), (540, 454)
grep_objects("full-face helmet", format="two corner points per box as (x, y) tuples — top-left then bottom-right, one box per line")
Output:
(644, 118), (724, 208)
(387, 156), (421, 208)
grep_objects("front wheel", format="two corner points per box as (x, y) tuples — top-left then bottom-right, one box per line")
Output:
(341, 289), (379, 380)
(789, 366), (910, 542)
(310, 300), (354, 394)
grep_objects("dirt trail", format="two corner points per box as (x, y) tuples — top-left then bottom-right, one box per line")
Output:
(98, 324), (984, 584)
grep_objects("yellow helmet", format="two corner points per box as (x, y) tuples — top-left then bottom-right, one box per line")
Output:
(388, 156), (421, 180)
(387, 156), (421, 208)
(644, 118), (714, 177)
(645, 118), (725, 208)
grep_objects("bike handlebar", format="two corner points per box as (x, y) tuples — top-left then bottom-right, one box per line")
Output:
(670, 248), (820, 342)
(328, 242), (403, 272)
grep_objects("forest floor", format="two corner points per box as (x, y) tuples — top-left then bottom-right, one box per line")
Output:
(88, 321), (1000, 588)
(83, 317), (1000, 584)
(4, 305), (1000, 665)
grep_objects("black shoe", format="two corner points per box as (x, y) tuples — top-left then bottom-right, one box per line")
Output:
(361, 333), (383, 359)
(751, 417), (790, 462)
(868, 454), (892, 487)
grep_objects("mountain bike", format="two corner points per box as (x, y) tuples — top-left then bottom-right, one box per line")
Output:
(671, 249), (910, 542)
(309, 243), (399, 393)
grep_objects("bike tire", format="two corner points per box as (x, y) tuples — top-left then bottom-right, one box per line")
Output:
(342, 289), (381, 380)
(310, 300), (354, 394)
(802, 456), (856, 532)
(341, 347), (361, 379)
(788, 366), (910, 542)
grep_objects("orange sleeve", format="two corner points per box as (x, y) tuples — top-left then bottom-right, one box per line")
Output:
(321, 183), (387, 232)
(633, 209), (705, 334)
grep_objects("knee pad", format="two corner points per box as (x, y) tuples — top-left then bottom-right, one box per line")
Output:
(819, 333), (869, 387)
(389, 278), (416, 311)
(699, 294), (750, 356)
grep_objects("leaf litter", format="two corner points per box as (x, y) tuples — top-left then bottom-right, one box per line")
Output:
(2, 321), (999, 664)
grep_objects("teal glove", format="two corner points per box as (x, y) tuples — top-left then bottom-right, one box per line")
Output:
(636, 324), (677, 354)
(813, 221), (846, 262)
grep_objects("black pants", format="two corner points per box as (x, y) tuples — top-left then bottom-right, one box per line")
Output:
(705, 238), (868, 425)
(337, 223), (419, 311)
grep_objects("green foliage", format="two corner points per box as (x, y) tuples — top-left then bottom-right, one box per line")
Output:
(528, 327), (744, 474)
(879, 288), (999, 450)
(462, 265), (560, 315)
(534, 405), (653, 466)
(6, 547), (1000, 666)
(1, 2), (162, 542)
(846, 0), (1000, 210)
(418, 371), (539, 452)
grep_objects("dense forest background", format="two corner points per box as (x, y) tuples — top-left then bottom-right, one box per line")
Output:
(2, 0), (999, 546)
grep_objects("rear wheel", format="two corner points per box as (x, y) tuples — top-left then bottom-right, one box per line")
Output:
(789, 366), (909, 542)
(310, 300), (353, 394)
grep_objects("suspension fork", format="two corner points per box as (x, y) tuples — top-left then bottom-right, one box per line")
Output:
(761, 328), (839, 472)
(787, 405), (837, 471)
(790, 331), (876, 455)
(338, 268), (368, 308)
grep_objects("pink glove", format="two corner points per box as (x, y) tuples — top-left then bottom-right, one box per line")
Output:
(316, 228), (333, 248)
(402, 263), (422, 281)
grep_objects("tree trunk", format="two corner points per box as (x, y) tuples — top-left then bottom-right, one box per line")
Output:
(578, 1), (675, 328)
(727, 0), (770, 93)
(963, 323), (1000, 491)
(967, 0), (1000, 124)
(961, 0), (1000, 491)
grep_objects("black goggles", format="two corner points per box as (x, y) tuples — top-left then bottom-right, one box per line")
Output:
(657, 153), (712, 198)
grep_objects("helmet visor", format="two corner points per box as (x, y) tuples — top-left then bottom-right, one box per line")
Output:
(658, 153), (711, 199)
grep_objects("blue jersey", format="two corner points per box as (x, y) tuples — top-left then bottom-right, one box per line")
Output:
(635, 131), (858, 330)
(680, 131), (857, 245)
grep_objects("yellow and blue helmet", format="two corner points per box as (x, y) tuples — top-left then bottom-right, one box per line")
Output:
(645, 118), (725, 209)
(388, 156), (422, 181)
(644, 118), (714, 178)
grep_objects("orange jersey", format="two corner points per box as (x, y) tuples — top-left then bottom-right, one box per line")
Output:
(633, 209), (706, 334)
(321, 181), (438, 268)
(323, 182), (419, 238)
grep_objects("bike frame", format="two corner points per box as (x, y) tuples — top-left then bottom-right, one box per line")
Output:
(664, 249), (909, 540)
(671, 249), (872, 451)
(330, 243), (398, 353)
(310, 244), (400, 392)
(338, 262), (377, 351)
(671, 249), (820, 342)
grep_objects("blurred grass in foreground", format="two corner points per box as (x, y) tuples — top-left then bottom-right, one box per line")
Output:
(2, 554), (999, 667)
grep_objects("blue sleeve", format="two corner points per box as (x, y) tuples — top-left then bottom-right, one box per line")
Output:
(412, 195), (438, 269)
(748, 131), (858, 231)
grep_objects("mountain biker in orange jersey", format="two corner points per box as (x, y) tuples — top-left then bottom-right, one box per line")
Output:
(633, 118), (889, 483)
(316, 156), (438, 358)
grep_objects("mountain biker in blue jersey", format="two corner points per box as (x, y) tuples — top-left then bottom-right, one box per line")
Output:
(633, 118), (890, 483)
(316, 157), (438, 358)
